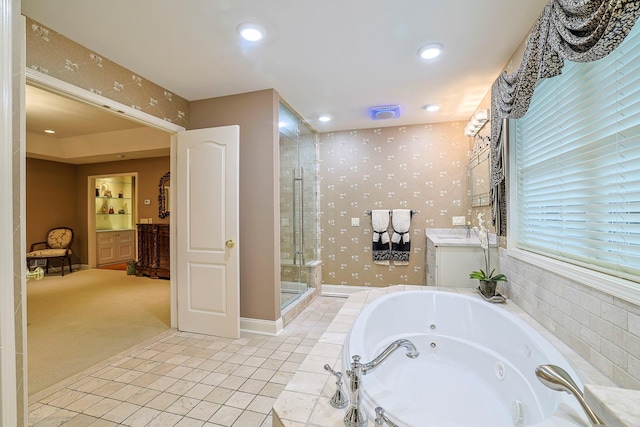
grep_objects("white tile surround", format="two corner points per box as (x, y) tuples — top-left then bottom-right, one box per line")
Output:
(273, 285), (640, 427)
(499, 249), (640, 390)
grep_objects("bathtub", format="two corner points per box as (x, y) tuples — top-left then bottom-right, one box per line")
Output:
(343, 290), (589, 426)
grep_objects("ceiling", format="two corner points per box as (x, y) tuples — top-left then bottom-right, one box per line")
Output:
(22, 0), (549, 138)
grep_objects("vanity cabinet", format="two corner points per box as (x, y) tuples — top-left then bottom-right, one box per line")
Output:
(426, 229), (498, 287)
(136, 223), (170, 279)
(96, 230), (135, 266)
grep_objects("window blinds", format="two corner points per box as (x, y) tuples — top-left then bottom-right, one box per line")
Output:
(513, 23), (640, 284)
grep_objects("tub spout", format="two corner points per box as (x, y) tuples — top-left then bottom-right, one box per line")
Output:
(361, 338), (419, 374)
(344, 339), (419, 427)
(535, 364), (605, 426)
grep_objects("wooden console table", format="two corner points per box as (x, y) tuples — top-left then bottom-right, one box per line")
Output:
(136, 223), (170, 279)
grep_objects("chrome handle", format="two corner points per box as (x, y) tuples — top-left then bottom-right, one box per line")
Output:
(26, 267), (45, 281)
(323, 364), (348, 409)
(375, 407), (399, 427)
(225, 239), (235, 248)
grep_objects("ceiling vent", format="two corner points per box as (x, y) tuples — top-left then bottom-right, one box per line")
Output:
(369, 105), (401, 120)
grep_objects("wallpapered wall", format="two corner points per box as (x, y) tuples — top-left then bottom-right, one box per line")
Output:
(25, 17), (189, 128)
(319, 121), (470, 287)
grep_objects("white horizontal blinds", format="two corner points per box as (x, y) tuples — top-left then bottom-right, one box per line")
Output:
(514, 22), (640, 283)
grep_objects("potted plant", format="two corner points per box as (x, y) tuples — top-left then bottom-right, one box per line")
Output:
(469, 213), (506, 297)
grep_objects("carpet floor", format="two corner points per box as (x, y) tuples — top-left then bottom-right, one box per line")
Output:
(27, 269), (170, 395)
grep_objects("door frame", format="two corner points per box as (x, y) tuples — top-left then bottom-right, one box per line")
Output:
(0, 5), (22, 426)
(25, 70), (185, 331)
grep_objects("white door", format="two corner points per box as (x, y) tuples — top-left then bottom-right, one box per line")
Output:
(176, 126), (240, 338)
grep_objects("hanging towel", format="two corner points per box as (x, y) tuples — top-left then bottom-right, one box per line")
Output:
(371, 209), (391, 265)
(391, 209), (412, 265)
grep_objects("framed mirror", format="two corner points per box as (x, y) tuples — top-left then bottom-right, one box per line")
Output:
(158, 171), (170, 218)
(470, 148), (490, 207)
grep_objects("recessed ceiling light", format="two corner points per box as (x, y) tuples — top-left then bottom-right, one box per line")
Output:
(237, 23), (265, 42)
(44, 129), (56, 134)
(418, 43), (443, 60)
(422, 104), (440, 112)
(318, 115), (332, 122)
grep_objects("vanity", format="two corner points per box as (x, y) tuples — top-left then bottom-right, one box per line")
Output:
(425, 228), (497, 287)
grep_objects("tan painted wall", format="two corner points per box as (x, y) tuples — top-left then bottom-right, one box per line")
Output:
(26, 156), (170, 265)
(26, 159), (79, 264)
(190, 89), (280, 322)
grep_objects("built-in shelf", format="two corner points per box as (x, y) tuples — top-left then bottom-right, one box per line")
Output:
(95, 176), (134, 231)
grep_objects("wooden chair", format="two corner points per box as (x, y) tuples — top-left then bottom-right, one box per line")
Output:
(26, 227), (74, 276)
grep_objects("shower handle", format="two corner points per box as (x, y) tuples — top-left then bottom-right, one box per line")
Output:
(292, 168), (297, 265)
(300, 166), (305, 265)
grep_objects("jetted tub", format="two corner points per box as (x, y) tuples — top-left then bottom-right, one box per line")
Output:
(343, 291), (590, 426)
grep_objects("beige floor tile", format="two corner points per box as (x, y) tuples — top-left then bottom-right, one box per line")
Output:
(147, 410), (183, 426)
(238, 378), (266, 394)
(203, 386), (234, 405)
(145, 392), (180, 411)
(186, 400), (221, 421)
(246, 395), (275, 415)
(232, 410), (266, 427)
(225, 390), (255, 410)
(122, 406), (161, 427)
(29, 296), (346, 427)
(209, 405), (243, 426)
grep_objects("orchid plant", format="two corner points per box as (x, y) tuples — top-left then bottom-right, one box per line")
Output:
(469, 213), (507, 283)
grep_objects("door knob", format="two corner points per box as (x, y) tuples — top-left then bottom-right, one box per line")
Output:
(225, 240), (235, 248)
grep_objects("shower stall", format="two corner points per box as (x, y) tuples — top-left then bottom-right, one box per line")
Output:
(279, 103), (319, 310)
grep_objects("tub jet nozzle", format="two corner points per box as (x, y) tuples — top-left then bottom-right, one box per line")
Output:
(535, 364), (605, 426)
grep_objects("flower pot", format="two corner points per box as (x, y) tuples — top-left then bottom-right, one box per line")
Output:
(479, 280), (497, 298)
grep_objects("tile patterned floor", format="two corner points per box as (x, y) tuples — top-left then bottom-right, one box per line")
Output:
(28, 296), (346, 427)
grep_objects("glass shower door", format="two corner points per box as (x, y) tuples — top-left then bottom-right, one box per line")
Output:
(279, 103), (318, 310)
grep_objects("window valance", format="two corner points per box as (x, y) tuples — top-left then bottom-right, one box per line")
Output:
(490, 0), (640, 235)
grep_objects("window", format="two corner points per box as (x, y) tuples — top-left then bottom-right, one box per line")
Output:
(511, 23), (640, 289)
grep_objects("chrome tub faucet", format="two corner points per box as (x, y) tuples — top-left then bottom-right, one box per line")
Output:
(344, 339), (419, 427)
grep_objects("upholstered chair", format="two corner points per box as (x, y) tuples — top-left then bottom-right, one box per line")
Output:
(26, 227), (74, 276)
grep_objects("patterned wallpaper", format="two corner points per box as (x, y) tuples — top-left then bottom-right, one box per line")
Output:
(319, 122), (471, 287)
(25, 17), (189, 128)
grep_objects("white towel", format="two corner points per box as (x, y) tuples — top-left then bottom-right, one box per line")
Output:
(391, 209), (412, 265)
(371, 210), (390, 264)
(372, 209), (390, 244)
(391, 209), (411, 244)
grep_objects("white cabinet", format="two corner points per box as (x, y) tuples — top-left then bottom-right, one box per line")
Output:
(97, 230), (135, 266)
(426, 229), (498, 288)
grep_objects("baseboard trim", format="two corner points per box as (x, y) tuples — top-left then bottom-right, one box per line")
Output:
(240, 316), (283, 336)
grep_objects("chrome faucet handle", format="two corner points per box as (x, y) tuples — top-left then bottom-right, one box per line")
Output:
(375, 407), (400, 427)
(323, 364), (349, 409)
(344, 355), (368, 427)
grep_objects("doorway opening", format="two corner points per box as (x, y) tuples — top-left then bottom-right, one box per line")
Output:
(25, 75), (180, 395)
